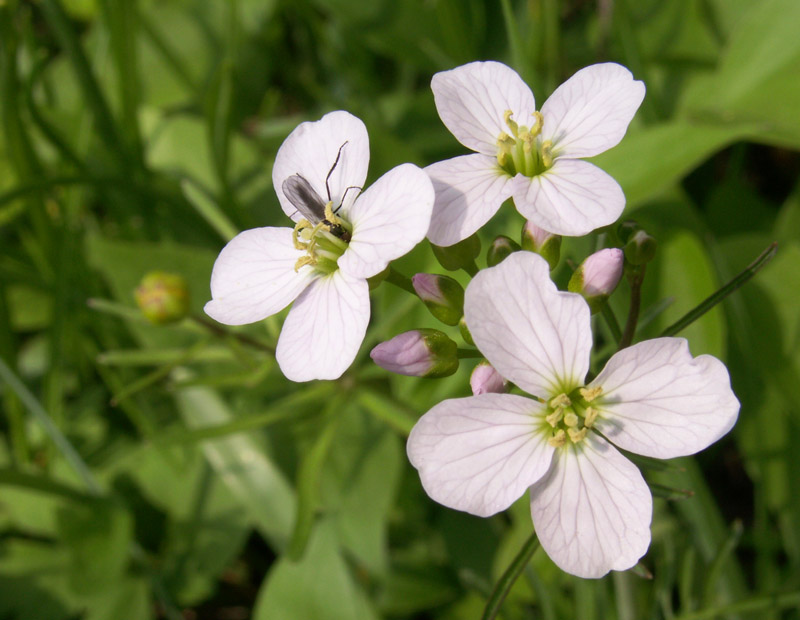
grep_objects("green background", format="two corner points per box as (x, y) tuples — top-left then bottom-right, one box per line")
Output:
(1, 0), (799, 618)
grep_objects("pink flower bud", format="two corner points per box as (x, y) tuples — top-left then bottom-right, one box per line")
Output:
(568, 248), (624, 313)
(470, 362), (507, 395)
(521, 221), (561, 270)
(370, 329), (458, 378)
(412, 273), (464, 326)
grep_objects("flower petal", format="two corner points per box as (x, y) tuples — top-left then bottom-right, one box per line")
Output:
(540, 63), (645, 159)
(425, 154), (515, 246)
(512, 158), (625, 236)
(204, 227), (315, 325)
(432, 61), (537, 156)
(530, 435), (652, 578)
(589, 338), (740, 459)
(337, 164), (434, 279)
(407, 393), (555, 517)
(465, 252), (592, 396)
(272, 110), (370, 222)
(275, 270), (370, 382)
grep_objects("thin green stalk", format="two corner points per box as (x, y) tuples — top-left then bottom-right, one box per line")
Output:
(499, 0), (524, 74)
(457, 348), (483, 359)
(463, 261), (479, 277)
(601, 303), (623, 343)
(618, 266), (645, 350)
(660, 242), (777, 337)
(192, 315), (275, 353)
(482, 532), (540, 620)
(386, 267), (416, 295)
(0, 355), (102, 495)
(541, 0), (561, 92)
(702, 520), (744, 607)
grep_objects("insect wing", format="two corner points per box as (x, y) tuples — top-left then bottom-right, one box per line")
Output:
(282, 174), (326, 223)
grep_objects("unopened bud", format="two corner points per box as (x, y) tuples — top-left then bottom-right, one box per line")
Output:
(521, 221), (561, 270)
(624, 230), (658, 266)
(135, 271), (190, 324)
(370, 329), (458, 378)
(459, 316), (475, 346)
(617, 220), (640, 245)
(470, 361), (507, 395)
(412, 273), (464, 326)
(486, 235), (520, 267)
(431, 234), (481, 272)
(568, 248), (624, 313)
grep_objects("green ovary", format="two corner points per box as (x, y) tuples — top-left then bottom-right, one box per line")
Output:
(496, 110), (554, 178)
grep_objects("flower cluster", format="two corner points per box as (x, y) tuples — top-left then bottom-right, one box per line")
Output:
(204, 61), (740, 579)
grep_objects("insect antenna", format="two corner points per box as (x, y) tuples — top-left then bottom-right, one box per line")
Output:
(334, 185), (363, 214)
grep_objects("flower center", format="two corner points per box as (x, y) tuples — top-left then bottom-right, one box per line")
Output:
(292, 202), (352, 274)
(543, 386), (603, 448)
(495, 110), (554, 178)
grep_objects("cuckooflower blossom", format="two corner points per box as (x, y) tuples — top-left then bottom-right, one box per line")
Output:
(426, 61), (645, 246)
(407, 252), (739, 578)
(205, 111), (434, 382)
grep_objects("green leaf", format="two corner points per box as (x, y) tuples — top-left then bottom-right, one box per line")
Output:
(253, 520), (378, 620)
(172, 375), (296, 550)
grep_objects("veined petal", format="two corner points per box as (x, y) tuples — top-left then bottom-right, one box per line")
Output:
(425, 154), (515, 247)
(276, 270), (370, 382)
(512, 159), (625, 236)
(272, 111), (370, 222)
(407, 394), (555, 517)
(540, 63), (645, 159)
(204, 227), (315, 326)
(338, 164), (434, 279)
(432, 61), (537, 156)
(465, 252), (592, 396)
(530, 434), (652, 578)
(589, 338), (740, 459)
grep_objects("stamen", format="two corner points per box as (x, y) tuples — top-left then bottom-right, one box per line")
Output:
(546, 409), (564, 427)
(567, 427), (587, 443)
(580, 386), (603, 402)
(541, 140), (554, 169)
(549, 393), (571, 409)
(583, 407), (598, 428)
(563, 412), (579, 428)
(548, 429), (567, 448)
(503, 110), (519, 137)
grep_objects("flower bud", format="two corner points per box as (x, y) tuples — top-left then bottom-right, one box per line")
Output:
(617, 220), (640, 244)
(486, 235), (520, 267)
(624, 230), (658, 266)
(135, 271), (190, 324)
(412, 273), (464, 326)
(431, 234), (481, 271)
(568, 248), (624, 313)
(370, 329), (458, 378)
(470, 361), (507, 395)
(521, 221), (561, 270)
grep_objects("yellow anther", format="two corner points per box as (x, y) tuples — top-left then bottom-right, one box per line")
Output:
(580, 386), (603, 402)
(548, 429), (567, 448)
(541, 140), (554, 169)
(563, 412), (579, 428)
(293, 219), (313, 250)
(549, 393), (571, 410)
(503, 110), (519, 137)
(545, 409), (564, 427)
(530, 111), (543, 136)
(568, 427), (588, 443)
(294, 255), (315, 272)
(584, 407), (598, 428)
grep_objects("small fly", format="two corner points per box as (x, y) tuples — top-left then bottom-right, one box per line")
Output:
(282, 142), (358, 243)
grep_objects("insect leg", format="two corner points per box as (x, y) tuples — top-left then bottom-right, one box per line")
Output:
(325, 141), (349, 202)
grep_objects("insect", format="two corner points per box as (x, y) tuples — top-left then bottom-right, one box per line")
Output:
(282, 142), (359, 243)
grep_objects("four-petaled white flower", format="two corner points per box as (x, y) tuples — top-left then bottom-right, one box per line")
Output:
(205, 111), (435, 382)
(426, 61), (645, 246)
(407, 252), (739, 578)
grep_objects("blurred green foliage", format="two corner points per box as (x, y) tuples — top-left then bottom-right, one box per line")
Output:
(1, 0), (799, 618)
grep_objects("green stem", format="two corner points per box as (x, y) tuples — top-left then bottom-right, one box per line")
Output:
(191, 315), (275, 353)
(618, 265), (645, 350)
(499, 0), (525, 77)
(462, 261), (479, 277)
(481, 532), (540, 620)
(386, 267), (416, 295)
(659, 242), (777, 337)
(673, 591), (800, 620)
(601, 303), (623, 343)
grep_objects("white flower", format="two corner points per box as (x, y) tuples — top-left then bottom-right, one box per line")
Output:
(426, 61), (645, 246)
(205, 111), (435, 382)
(406, 252), (739, 578)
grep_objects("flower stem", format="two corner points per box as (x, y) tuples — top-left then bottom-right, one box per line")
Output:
(191, 315), (275, 353)
(601, 303), (623, 343)
(481, 532), (540, 620)
(457, 348), (483, 359)
(659, 242), (777, 338)
(386, 267), (416, 295)
(463, 261), (479, 277)
(618, 265), (645, 350)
